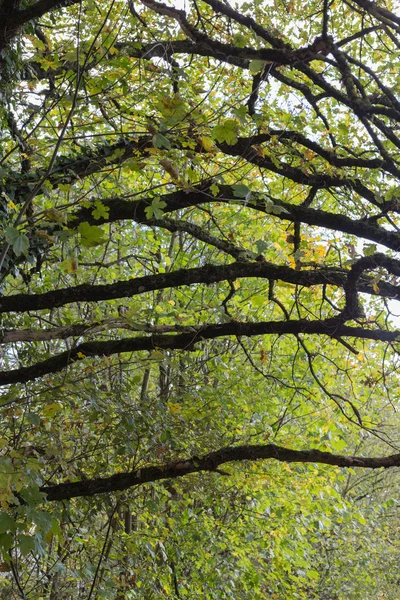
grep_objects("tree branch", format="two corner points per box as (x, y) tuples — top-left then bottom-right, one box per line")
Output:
(72, 184), (400, 252)
(39, 443), (400, 502)
(1, 318), (399, 386)
(1, 256), (400, 316)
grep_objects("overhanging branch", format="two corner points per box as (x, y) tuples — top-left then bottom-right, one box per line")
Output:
(1, 255), (399, 315)
(72, 184), (400, 252)
(40, 442), (400, 501)
(1, 318), (399, 386)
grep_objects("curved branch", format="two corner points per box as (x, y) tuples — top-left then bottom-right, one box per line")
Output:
(2, 256), (400, 316)
(40, 442), (400, 502)
(1, 318), (399, 385)
(0, 0), (80, 53)
(72, 184), (400, 252)
(0, 320), (193, 344)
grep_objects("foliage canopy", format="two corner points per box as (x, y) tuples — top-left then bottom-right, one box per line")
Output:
(0, 0), (400, 597)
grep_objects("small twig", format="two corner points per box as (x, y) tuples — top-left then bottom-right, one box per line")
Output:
(87, 502), (119, 600)
(10, 555), (27, 599)
(222, 280), (236, 317)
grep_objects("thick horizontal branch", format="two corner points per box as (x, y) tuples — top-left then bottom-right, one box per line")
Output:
(15, 0), (79, 24)
(0, 0), (79, 52)
(28, 39), (251, 81)
(1, 318), (399, 385)
(73, 184), (400, 252)
(5, 124), (380, 208)
(1, 256), (400, 315)
(40, 442), (400, 501)
(139, 0), (317, 66)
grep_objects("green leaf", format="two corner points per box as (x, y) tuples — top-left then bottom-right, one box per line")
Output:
(25, 412), (41, 425)
(249, 59), (265, 74)
(91, 201), (110, 220)
(306, 569), (320, 580)
(210, 183), (220, 197)
(264, 200), (290, 215)
(19, 486), (46, 507)
(144, 198), (167, 219)
(211, 119), (239, 145)
(0, 533), (13, 556)
(152, 133), (171, 149)
(231, 184), (251, 199)
(0, 512), (16, 534)
(78, 222), (107, 247)
(18, 534), (36, 556)
(255, 240), (269, 254)
(363, 243), (377, 256)
(5, 226), (29, 256)
(27, 508), (52, 534)
(42, 402), (63, 417)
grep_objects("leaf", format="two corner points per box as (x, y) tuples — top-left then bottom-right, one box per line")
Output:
(200, 136), (215, 152)
(60, 258), (78, 273)
(25, 412), (41, 425)
(306, 569), (320, 581)
(363, 243), (377, 256)
(106, 148), (125, 163)
(167, 402), (182, 415)
(43, 208), (66, 223)
(19, 486), (46, 507)
(144, 198), (167, 219)
(42, 402), (63, 417)
(152, 133), (171, 150)
(0, 512), (16, 534)
(210, 183), (220, 196)
(0, 533), (13, 557)
(255, 240), (269, 254)
(264, 200), (290, 215)
(249, 59), (265, 73)
(27, 508), (53, 533)
(18, 534), (36, 556)
(5, 226), (29, 256)
(231, 184), (251, 199)
(91, 201), (110, 220)
(55, 229), (74, 243)
(78, 222), (107, 247)
(211, 119), (239, 145)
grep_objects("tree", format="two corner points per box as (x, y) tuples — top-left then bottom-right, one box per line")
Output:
(0, 0), (399, 597)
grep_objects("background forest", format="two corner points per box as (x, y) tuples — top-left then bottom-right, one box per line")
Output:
(0, 0), (399, 597)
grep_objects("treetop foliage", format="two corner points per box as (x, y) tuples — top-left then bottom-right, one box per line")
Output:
(0, 0), (399, 597)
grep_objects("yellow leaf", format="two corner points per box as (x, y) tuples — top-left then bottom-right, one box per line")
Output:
(167, 402), (181, 415)
(60, 258), (78, 273)
(43, 208), (65, 223)
(43, 402), (63, 417)
(200, 136), (215, 152)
